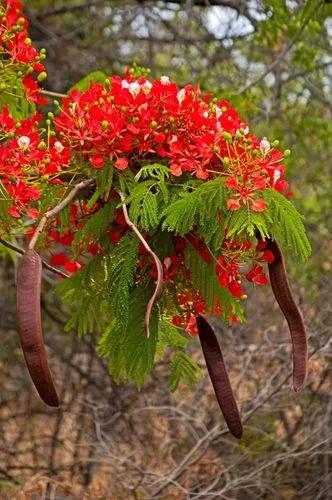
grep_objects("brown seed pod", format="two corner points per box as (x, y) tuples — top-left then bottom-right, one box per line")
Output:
(266, 239), (308, 391)
(16, 249), (59, 407)
(197, 315), (243, 439)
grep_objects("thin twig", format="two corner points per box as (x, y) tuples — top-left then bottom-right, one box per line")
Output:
(40, 89), (68, 99)
(29, 179), (94, 250)
(238, 21), (309, 94)
(37, 1), (100, 20)
(0, 238), (69, 278)
(118, 191), (163, 338)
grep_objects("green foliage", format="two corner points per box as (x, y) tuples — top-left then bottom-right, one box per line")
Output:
(185, 244), (244, 323)
(157, 321), (189, 350)
(126, 180), (159, 230)
(134, 163), (170, 183)
(64, 294), (104, 337)
(159, 321), (202, 390)
(68, 70), (108, 93)
(0, 79), (35, 119)
(0, 182), (12, 231)
(168, 351), (202, 392)
(263, 189), (311, 261)
(98, 286), (158, 387)
(38, 183), (63, 214)
(73, 200), (117, 251)
(124, 164), (171, 230)
(162, 177), (227, 250)
(223, 205), (272, 240)
(59, 206), (70, 235)
(106, 234), (139, 330)
(57, 252), (109, 336)
(93, 163), (114, 203)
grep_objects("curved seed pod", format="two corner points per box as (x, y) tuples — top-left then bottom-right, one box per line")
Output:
(16, 249), (59, 407)
(197, 315), (243, 439)
(266, 239), (308, 391)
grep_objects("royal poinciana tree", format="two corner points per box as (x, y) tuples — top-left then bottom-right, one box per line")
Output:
(0, 0), (311, 438)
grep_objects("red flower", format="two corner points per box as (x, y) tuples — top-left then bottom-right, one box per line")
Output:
(263, 249), (275, 264)
(90, 155), (105, 169)
(115, 157), (128, 170)
(246, 265), (268, 286)
(251, 198), (266, 212)
(227, 199), (241, 211)
(109, 229), (121, 244)
(50, 253), (69, 266)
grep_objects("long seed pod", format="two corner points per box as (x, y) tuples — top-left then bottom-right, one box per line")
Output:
(197, 315), (243, 439)
(16, 249), (59, 407)
(266, 239), (308, 391)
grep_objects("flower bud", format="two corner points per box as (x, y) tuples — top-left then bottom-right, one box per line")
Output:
(38, 141), (47, 150)
(223, 132), (233, 143)
(37, 72), (47, 82)
(25, 38), (32, 46)
(284, 149), (291, 158)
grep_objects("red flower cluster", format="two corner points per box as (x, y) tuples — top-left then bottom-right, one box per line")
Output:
(0, 0), (289, 333)
(0, 0), (47, 104)
(54, 71), (289, 213)
(0, 107), (71, 219)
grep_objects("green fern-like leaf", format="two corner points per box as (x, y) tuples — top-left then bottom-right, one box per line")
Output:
(168, 351), (202, 392)
(38, 184), (63, 213)
(98, 286), (158, 387)
(156, 321), (189, 356)
(73, 200), (116, 251)
(68, 70), (108, 93)
(222, 206), (249, 238)
(141, 190), (160, 229)
(162, 177), (227, 249)
(106, 234), (139, 330)
(0, 183), (12, 231)
(125, 180), (160, 229)
(135, 163), (170, 182)
(98, 320), (126, 383)
(263, 189), (311, 261)
(65, 294), (105, 336)
(95, 163), (114, 201)
(224, 205), (272, 240)
(185, 244), (244, 323)
(57, 251), (109, 334)
(59, 205), (70, 236)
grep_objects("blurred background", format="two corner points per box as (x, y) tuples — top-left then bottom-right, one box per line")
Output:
(0, 1), (331, 498)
